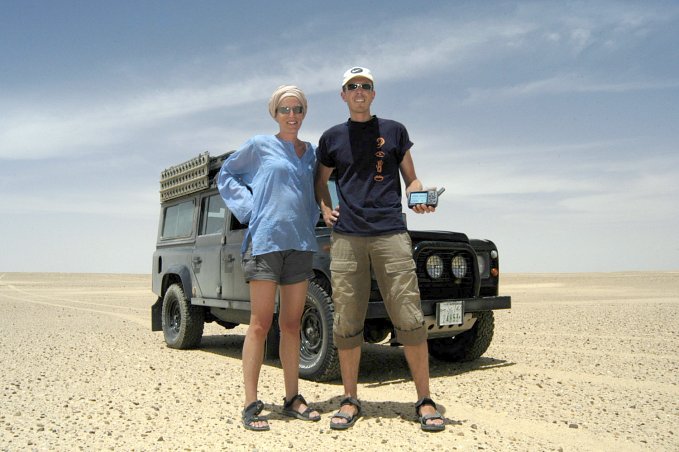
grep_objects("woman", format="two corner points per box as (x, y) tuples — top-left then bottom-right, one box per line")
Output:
(217, 85), (320, 431)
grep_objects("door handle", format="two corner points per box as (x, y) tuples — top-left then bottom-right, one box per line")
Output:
(192, 256), (202, 264)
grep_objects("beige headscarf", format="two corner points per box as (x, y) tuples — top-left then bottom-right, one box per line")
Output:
(268, 85), (308, 119)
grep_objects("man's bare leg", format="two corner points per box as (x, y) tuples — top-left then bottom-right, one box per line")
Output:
(403, 341), (444, 428)
(331, 346), (362, 425)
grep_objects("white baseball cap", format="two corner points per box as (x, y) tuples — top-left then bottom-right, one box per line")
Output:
(342, 66), (374, 87)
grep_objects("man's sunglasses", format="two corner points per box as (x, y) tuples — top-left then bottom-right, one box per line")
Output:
(345, 83), (373, 91)
(277, 106), (304, 114)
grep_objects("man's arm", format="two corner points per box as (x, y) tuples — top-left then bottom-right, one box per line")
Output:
(399, 150), (436, 214)
(314, 162), (340, 227)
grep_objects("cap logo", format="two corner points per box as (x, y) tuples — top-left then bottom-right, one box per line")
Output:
(351, 68), (363, 74)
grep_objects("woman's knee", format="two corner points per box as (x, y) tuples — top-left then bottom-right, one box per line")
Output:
(248, 318), (273, 339)
(278, 316), (301, 336)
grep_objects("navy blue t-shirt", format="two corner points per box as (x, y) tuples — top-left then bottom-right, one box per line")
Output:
(317, 116), (414, 236)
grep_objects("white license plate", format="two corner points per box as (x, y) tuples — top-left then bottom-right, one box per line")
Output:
(437, 300), (463, 326)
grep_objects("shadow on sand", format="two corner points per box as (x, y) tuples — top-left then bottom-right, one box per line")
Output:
(197, 332), (514, 423)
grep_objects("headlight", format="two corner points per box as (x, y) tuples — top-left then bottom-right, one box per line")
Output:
(476, 252), (489, 278)
(426, 255), (444, 279)
(451, 254), (468, 279)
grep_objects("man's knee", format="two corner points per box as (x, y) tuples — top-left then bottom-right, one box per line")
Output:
(333, 311), (366, 349)
(393, 324), (427, 346)
(333, 329), (365, 349)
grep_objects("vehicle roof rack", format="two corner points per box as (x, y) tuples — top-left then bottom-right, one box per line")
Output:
(159, 152), (210, 202)
(159, 151), (235, 202)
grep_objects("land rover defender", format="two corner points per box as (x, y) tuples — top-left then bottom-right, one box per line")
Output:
(151, 151), (511, 381)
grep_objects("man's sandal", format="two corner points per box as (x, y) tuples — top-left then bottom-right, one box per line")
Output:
(330, 396), (362, 430)
(282, 394), (321, 422)
(242, 400), (270, 431)
(415, 397), (446, 432)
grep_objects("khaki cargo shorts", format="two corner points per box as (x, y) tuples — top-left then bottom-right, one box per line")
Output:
(329, 231), (426, 349)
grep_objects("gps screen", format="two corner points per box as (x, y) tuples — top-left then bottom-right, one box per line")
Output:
(409, 192), (428, 205)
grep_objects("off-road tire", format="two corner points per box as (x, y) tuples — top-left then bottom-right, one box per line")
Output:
(161, 283), (204, 349)
(298, 280), (340, 381)
(428, 311), (494, 362)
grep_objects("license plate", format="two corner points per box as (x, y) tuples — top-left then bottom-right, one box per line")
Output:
(437, 300), (463, 326)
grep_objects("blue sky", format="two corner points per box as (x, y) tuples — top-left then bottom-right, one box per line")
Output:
(1, 1), (678, 273)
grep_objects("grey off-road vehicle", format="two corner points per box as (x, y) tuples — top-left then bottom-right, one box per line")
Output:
(151, 151), (511, 381)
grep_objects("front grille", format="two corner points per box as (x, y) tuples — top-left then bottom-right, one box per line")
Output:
(415, 245), (476, 300)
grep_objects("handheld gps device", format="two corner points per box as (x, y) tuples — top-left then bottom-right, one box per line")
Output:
(408, 187), (445, 208)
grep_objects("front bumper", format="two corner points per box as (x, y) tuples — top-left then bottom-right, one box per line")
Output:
(367, 295), (511, 318)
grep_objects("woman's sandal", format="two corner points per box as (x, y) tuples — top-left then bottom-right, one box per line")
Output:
(282, 394), (321, 422)
(242, 400), (270, 431)
(415, 397), (446, 432)
(329, 396), (362, 430)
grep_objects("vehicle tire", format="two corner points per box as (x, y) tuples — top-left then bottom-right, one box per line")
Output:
(161, 283), (204, 349)
(428, 311), (494, 362)
(264, 318), (280, 361)
(298, 280), (340, 382)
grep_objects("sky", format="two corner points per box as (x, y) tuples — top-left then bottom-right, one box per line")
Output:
(1, 1), (678, 274)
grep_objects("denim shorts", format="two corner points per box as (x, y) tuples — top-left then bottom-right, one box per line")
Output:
(329, 231), (426, 348)
(242, 246), (314, 285)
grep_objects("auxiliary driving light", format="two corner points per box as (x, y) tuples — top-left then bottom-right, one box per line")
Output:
(451, 254), (468, 279)
(425, 255), (444, 279)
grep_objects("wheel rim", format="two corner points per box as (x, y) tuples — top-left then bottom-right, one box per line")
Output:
(300, 305), (322, 359)
(167, 299), (181, 336)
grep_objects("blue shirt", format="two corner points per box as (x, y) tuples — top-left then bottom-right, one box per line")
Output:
(317, 116), (413, 236)
(217, 135), (319, 255)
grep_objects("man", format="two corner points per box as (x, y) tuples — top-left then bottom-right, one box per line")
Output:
(314, 67), (445, 432)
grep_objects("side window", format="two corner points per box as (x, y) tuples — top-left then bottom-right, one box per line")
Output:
(316, 180), (339, 227)
(229, 213), (247, 231)
(161, 200), (194, 239)
(328, 180), (339, 208)
(199, 194), (226, 236)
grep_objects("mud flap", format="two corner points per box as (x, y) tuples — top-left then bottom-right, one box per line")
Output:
(151, 297), (163, 331)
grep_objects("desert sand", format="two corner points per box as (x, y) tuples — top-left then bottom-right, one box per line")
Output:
(1, 271), (678, 451)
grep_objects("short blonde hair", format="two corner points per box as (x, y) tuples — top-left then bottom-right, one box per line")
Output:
(268, 85), (308, 119)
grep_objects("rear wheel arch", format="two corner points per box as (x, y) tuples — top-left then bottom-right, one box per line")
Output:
(161, 266), (192, 299)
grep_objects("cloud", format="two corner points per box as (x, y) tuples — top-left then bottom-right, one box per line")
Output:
(2, 1), (676, 161)
(0, 188), (158, 218)
(463, 74), (679, 103)
(0, 78), (285, 160)
(411, 134), (679, 227)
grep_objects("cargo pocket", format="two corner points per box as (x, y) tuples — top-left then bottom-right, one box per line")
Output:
(384, 259), (416, 274)
(330, 260), (358, 273)
(328, 260), (363, 339)
(329, 260), (358, 296)
(330, 259), (358, 299)
(382, 258), (423, 330)
(383, 259), (418, 299)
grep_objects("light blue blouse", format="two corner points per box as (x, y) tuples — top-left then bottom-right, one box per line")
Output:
(217, 135), (319, 255)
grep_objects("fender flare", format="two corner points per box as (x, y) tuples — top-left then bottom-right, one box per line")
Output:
(162, 265), (193, 300)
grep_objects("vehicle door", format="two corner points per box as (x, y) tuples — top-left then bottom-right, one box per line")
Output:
(222, 210), (249, 300)
(192, 192), (227, 300)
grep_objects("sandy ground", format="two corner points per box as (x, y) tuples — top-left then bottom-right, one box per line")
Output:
(1, 271), (678, 451)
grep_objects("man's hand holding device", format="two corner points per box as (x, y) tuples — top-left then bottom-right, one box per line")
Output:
(407, 187), (444, 213)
